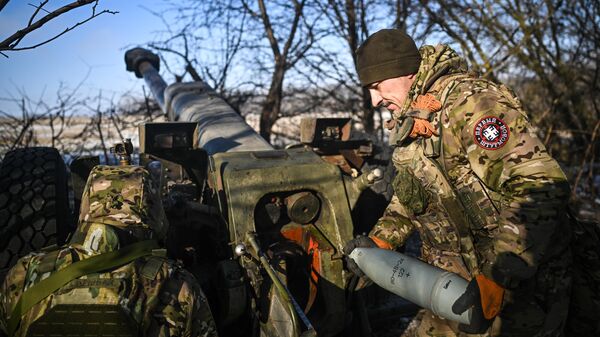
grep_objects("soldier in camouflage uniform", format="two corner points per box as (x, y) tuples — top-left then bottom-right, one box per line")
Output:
(345, 29), (572, 336)
(0, 165), (218, 337)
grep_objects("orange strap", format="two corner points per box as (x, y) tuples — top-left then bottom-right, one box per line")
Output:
(475, 274), (505, 319)
(411, 93), (442, 112)
(370, 236), (393, 250)
(409, 118), (439, 138)
(409, 93), (441, 139)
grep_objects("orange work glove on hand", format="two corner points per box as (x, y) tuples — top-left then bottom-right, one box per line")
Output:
(369, 236), (393, 250)
(409, 118), (439, 138)
(475, 274), (505, 319)
(452, 274), (505, 334)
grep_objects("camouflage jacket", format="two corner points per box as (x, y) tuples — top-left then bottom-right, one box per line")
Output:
(0, 166), (218, 337)
(369, 45), (571, 285)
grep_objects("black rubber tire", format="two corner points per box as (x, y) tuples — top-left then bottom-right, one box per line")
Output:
(0, 147), (71, 281)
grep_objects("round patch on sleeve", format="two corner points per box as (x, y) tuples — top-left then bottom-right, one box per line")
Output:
(473, 116), (510, 150)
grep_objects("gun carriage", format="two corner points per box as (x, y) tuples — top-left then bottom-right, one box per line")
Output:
(123, 47), (391, 337)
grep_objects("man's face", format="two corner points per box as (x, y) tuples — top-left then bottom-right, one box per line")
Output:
(368, 74), (416, 113)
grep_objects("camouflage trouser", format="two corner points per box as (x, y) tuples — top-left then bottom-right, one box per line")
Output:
(402, 253), (571, 337)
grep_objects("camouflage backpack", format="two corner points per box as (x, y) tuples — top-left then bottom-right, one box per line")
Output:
(2, 165), (217, 337)
(4, 239), (163, 337)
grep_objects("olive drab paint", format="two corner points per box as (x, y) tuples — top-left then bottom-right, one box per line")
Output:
(124, 48), (380, 337)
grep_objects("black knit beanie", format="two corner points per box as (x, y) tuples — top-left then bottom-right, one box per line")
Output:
(356, 29), (421, 86)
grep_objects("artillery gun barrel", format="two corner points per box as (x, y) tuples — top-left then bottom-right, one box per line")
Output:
(124, 48), (168, 111)
(125, 47), (273, 154)
(137, 61), (168, 111)
(125, 47), (365, 337)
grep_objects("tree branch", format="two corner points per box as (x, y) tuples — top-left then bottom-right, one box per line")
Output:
(0, 0), (10, 12)
(0, 0), (117, 54)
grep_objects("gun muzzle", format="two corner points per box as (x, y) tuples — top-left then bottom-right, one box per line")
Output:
(125, 47), (273, 154)
(125, 48), (167, 111)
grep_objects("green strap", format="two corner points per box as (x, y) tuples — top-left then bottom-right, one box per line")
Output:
(7, 240), (159, 336)
(426, 131), (481, 275)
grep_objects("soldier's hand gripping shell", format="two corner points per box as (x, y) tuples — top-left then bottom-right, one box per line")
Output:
(452, 274), (505, 334)
(343, 235), (377, 278)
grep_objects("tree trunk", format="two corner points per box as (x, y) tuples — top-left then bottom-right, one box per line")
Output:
(362, 87), (374, 132)
(259, 61), (286, 142)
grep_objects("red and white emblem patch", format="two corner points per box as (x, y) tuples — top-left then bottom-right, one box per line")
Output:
(473, 116), (510, 150)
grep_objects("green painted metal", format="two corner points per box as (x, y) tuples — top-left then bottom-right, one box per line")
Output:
(126, 47), (383, 337)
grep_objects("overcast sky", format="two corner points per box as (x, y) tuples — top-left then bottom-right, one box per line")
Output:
(0, 1), (167, 115)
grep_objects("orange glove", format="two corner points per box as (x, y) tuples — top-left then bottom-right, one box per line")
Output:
(452, 274), (504, 334)
(409, 118), (439, 138)
(476, 274), (504, 319)
(412, 93), (442, 112)
(369, 236), (393, 250)
(408, 93), (441, 139)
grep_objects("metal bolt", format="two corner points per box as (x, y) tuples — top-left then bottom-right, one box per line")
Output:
(367, 168), (383, 183)
(234, 243), (247, 256)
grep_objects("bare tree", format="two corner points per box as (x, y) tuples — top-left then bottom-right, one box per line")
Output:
(0, 84), (162, 161)
(418, 0), (599, 197)
(143, 1), (247, 96)
(0, 0), (117, 57)
(148, 0), (320, 142)
(420, 0), (599, 138)
(298, 0), (430, 137)
(0, 97), (40, 151)
(0, 80), (85, 154)
(148, 33), (203, 83)
(143, 0), (597, 177)
(240, 0), (318, 141)
(316, 0), (375, 132)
